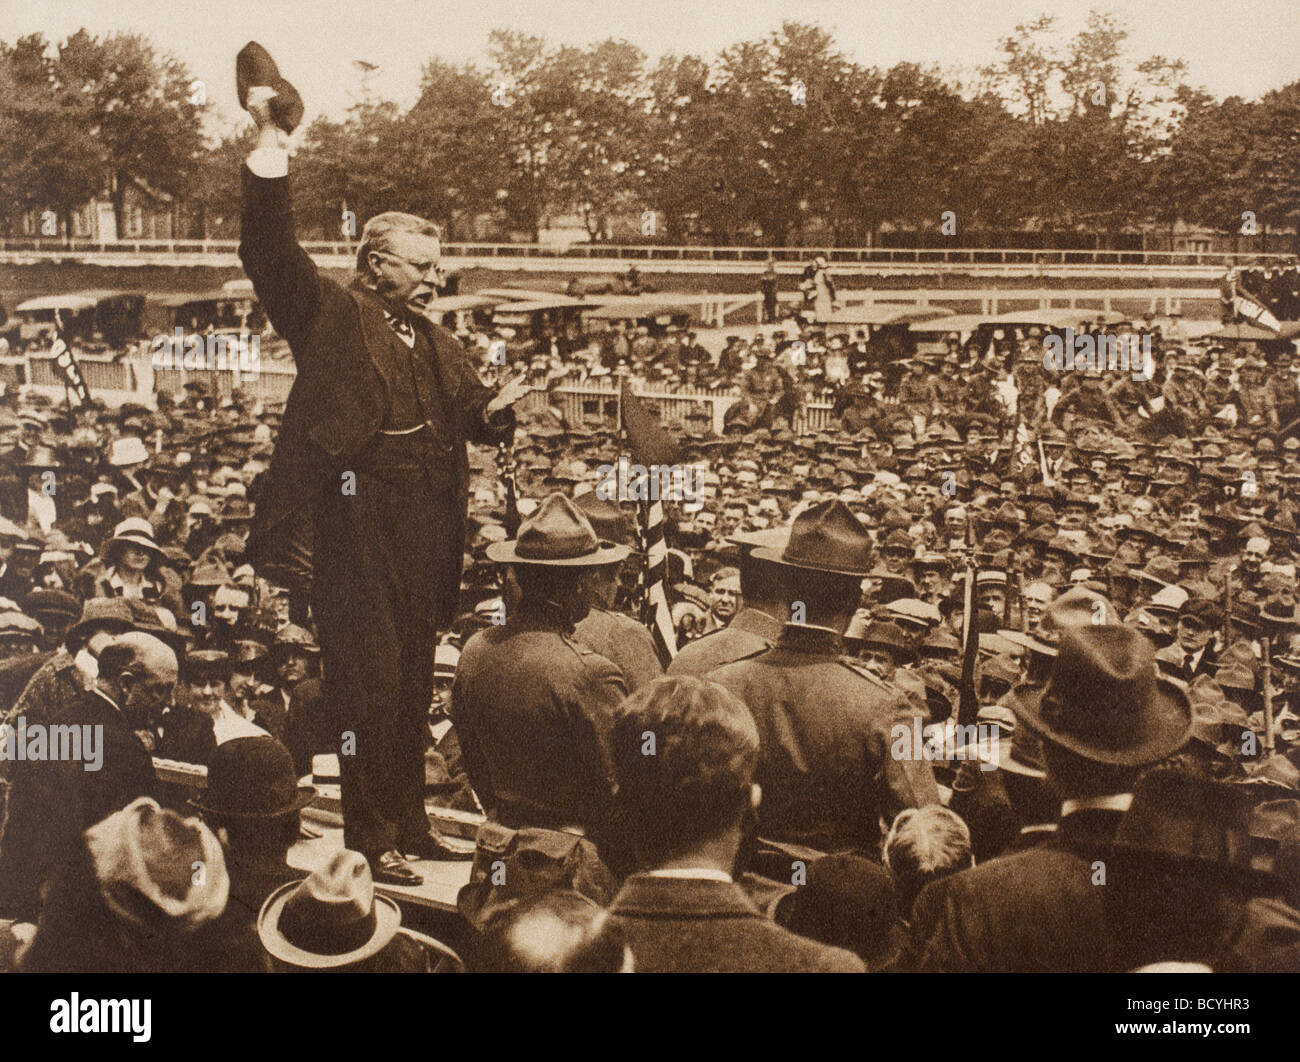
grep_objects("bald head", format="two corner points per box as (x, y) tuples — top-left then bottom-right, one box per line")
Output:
(98, 632), (178, 723)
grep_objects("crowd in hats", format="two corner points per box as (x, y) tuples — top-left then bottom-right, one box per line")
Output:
(0, 298), (1299, 973)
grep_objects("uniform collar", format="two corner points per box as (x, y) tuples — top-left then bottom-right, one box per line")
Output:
(776, 623), (843, 654)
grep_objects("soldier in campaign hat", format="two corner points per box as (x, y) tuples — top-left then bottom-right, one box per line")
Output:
(707, 501), (939, 858)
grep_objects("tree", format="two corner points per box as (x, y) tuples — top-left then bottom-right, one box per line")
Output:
(54, 29), (208, 238)
(0, 34), (102, 239)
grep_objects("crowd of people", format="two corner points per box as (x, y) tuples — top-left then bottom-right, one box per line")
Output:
(0, 298), (1298, 974)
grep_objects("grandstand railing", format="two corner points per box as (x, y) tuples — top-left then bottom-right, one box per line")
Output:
(19, 354), (867, 434)
(0, 237), (1292, 269)
(526, 378), (841, 434)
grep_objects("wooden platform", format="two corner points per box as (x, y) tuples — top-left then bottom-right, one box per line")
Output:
(288, 824), (472, 914)
(154, 756), (481, 915)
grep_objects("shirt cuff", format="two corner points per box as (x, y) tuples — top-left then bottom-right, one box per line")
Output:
(246, 145), (289, 179)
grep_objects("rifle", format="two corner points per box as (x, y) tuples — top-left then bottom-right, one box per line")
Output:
(1262, 635), (1276, 753)
(957, 521), (979, 729)
(1223, 570), (1233, 646)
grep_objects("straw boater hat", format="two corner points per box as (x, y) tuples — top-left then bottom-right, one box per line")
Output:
(258, 849), (401, 969)
(485, 493), (631, 567)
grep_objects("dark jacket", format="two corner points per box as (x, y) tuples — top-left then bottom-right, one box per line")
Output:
(608, 873), (864, 973)
(572, 607), (663, 693)
(238, 167), (513, 572)
(707, 624), (940, 855)
(0, 687), (159, 920)
(908, 807), (1126, 972)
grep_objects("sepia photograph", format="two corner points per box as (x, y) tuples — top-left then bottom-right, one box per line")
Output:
(0, 0), (1296, 1031)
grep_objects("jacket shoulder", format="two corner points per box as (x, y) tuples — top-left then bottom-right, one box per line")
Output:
(836, 657), (895, 691)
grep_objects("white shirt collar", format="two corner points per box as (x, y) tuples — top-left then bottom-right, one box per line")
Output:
(90, 686), (122, 714)
(1061, 793), (1133, 817)
(645, 867), (733, 884)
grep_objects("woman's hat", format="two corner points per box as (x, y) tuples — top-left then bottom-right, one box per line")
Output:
(107, 437), (149, 467)
(258, 849), (401, 969)
(1016, 625), (1192, 767)
(485, 493), (631, 567)
(109, 517), (162, 556)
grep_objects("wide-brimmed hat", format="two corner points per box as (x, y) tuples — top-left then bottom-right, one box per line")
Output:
(857, 620), (918, 664)
(236, 41), (304, 135)
(258, 849), (401, 969)
(85, 797), (230, 933)
(190, 736), (316, 820)
(108, 517), (163, 557)
(972, 696), (1048, 779)
(1016, 625), (1192, 767)
(65, 597), (134, 649)
(485, 493), (631, 567)
(571, 491), (637, 550)
(752, 500), (872, 576)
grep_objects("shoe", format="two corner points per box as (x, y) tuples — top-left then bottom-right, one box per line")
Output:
(369, 849), (424, 887)
(402, 828), (475, 862)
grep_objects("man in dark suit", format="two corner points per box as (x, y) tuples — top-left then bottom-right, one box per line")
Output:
(909, 625), (1193, 972)
(0, 632), (176, 921)
(237, 69), (528, 884)
(1154, 596), (1221, 683)
(708, 502), (939, 857)
(605, 674), (863, 972)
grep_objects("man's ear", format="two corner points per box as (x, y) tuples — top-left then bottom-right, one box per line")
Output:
(750, 783), (762, 811)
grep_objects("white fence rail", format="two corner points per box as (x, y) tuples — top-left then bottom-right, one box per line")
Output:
(0, 237), (1290, 270)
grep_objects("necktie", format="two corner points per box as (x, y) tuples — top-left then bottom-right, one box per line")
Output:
(384, 311), (416, 348)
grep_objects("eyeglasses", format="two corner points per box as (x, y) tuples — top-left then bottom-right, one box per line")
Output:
(374, 250), (444, 282)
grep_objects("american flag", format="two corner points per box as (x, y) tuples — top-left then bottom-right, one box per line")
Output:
(619, 376), (678, 664)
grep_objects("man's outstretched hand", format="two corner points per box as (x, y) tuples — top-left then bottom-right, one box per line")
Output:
(486, 373), (532, 416)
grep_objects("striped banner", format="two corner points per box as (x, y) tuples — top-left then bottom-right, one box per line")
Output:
(638, 493), (678, 664)
(49, 310), (90, 406)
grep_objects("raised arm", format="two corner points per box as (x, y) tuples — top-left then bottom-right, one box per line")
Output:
(237, 102), (323, 348)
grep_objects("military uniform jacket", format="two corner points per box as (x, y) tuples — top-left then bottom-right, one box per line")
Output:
(707, 624), (940, 855)
(666, 608), (782, 677)
(572, 607), (663, 693)
(451, 606), (628, 843)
